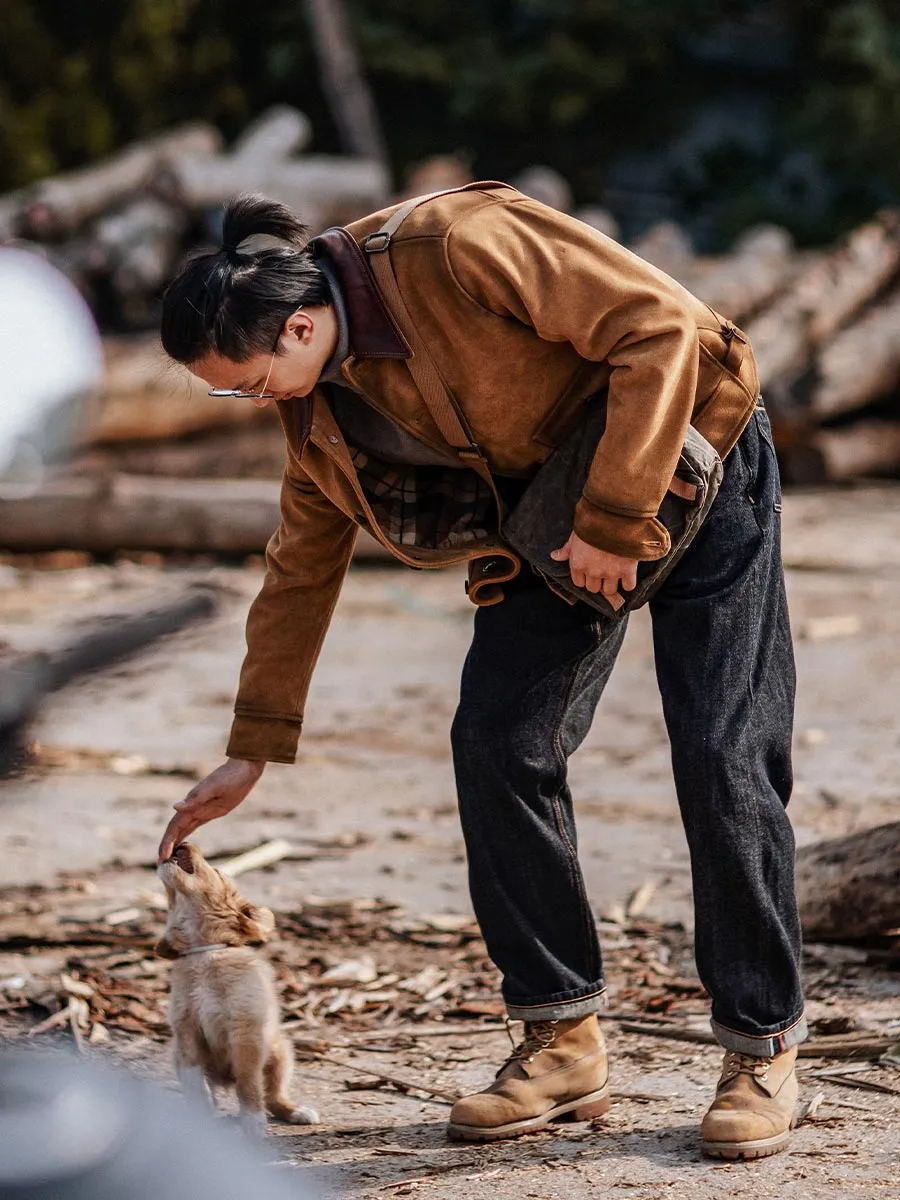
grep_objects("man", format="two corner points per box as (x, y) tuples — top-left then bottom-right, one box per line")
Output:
(159, 183), (805, 1158)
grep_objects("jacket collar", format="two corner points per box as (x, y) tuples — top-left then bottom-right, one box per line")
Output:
(311, 227), (411, 360)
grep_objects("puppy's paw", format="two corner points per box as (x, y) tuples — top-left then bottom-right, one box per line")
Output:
(238, 1110), (267, 1139)
(285, 1105), (319, 1125)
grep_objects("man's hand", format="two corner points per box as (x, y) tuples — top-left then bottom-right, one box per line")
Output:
(157, 758), (266, 863)
(550, 533), (638, 598)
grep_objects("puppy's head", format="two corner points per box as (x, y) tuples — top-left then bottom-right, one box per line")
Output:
(156, 842), (275, 957)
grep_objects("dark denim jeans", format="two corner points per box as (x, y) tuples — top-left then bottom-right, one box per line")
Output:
(451, 406), (807, 1057)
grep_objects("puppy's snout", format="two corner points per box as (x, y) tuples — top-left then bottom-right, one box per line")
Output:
(172, 844), (195, 874)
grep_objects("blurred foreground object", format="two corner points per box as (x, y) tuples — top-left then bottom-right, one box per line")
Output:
(0, 248), (102, 495)
(0, 1051), (304, 1200)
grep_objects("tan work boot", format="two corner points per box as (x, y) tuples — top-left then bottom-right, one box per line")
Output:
(701, 1046), (799, 1160)
(448, 1015), (610, 1142)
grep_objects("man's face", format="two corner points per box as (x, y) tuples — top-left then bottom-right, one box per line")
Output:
(193, 303), (339, 406)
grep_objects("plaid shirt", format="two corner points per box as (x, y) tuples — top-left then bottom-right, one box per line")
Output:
(350, 449), (498, 549)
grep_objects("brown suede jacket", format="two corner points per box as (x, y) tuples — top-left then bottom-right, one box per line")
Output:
(226, 183), (761, 763)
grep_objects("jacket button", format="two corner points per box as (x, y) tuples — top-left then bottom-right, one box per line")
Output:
(327, 434), (339, 444)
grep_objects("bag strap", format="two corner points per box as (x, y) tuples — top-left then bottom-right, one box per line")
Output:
(361, 187), (490, 474)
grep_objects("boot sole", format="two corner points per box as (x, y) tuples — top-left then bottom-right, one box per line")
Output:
(447, 1085), (610, 1143)
(701, 1128), (791, 1160)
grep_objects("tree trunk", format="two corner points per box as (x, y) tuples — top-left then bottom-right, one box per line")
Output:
(302, 0), (389, 171)
(797, 822), (900, 941)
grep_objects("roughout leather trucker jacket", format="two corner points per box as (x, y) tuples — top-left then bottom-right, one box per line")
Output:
(226, 183), (761, 763)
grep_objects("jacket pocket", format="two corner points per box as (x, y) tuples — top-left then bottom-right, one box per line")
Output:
(698, 323), (759, 410)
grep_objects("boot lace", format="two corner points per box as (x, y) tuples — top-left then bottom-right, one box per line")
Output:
(500, 1019), (559, 1071)
(721, 1052), (773, 1085)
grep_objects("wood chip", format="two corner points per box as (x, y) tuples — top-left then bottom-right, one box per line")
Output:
(103, 907), (143, 926)
(796, 1090), (826, 1124)
(799, 614), (862, 641)
(214, 838), (292, 878)
(626, 879), (658, 919)
(317, 956), (378, 986)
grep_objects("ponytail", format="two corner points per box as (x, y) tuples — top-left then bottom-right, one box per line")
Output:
(161, 194), (330, 365)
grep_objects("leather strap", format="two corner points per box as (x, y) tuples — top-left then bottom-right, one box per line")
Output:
(362, 186), (494, 479)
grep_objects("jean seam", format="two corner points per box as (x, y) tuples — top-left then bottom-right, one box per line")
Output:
(550, 625), (602, 985)
(712, 1009), (806, 1040)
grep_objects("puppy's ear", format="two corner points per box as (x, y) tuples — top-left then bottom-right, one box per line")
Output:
(239, 903), (276, 945)
(154, 936), (179, 960)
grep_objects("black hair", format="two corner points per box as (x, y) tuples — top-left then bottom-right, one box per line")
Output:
(160, 194), (331, 364)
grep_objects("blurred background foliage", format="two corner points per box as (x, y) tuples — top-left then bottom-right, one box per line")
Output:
(3, 0), (900, 247)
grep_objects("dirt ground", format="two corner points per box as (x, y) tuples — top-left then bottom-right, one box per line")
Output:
(1, 485), (900, 1199)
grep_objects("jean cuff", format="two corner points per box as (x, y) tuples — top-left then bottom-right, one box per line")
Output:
(711, 1012), (808, 1057)
(506, 985), (607, 1023)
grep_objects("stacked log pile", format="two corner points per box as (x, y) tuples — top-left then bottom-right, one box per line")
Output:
(3, 130), (900, 556)
(0, 106), (390, 332)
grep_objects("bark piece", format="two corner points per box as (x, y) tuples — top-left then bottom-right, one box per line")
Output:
(796, 821), (900, 941)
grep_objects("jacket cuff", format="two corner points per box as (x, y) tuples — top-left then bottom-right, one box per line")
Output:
(573, 497), (671, 562)
(226, 713), (302, 764)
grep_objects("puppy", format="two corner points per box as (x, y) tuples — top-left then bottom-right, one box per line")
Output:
(157, 841), (318, 1136)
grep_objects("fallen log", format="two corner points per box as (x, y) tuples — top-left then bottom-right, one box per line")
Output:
(83, 336), (266, 446)
(796, 821), (900, 941)
(630, 221), (695, 284)
(809, 289), (900, 419)
(157, 154), (390, 231)
(697, 225), (794, 321)
(809, 420), (900, 483)
(69, 422), (287, 480)
(0, 587), (218, 763)
(22, 122), (222, 238)
(230, 105), (312, 164)
(747, 212), (900, 399)
(0, 474), (392, 559)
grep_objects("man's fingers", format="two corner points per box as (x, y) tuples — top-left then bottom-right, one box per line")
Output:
(550, 543), (571, 562)
(622, 567), (638, 591)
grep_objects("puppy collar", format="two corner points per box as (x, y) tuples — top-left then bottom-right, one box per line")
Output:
(178, 943), (229, 957)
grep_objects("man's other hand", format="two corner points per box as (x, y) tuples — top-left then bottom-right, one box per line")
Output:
(550, 533), (638, 598)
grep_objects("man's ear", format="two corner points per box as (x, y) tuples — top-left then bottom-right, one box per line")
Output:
(154, 936), (179, 960)
(240, 903), (276, 945)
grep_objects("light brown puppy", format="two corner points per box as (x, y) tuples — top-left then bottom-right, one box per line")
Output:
(157, 842), (318, 1136)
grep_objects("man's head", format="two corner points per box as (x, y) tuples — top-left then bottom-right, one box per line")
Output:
(161, 193), (338, 405)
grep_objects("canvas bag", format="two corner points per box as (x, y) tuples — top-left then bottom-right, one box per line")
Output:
(501, 393), (723, 618)
(361, 185), (724, 617)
